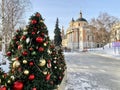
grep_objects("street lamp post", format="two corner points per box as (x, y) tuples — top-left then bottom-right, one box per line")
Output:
(77, 29), (79, 50)
(103, 40), (105, 49)
(71, 29), (74, 51)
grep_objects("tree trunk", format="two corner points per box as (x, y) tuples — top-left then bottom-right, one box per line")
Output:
(1, 0), (6, 62)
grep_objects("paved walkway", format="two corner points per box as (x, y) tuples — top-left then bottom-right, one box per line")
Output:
(88, 49), (120, 60)
(64, 52), (120, 90)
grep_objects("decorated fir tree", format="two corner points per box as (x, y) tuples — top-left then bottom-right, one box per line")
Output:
(0, 12), (66, 90)
(54, 18), (62, 46)
(0, 68), (7, 87)
(53, 17), (66, 86)
(49, 44), (66, 86)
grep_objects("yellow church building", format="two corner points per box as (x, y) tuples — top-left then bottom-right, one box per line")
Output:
(62, 12), (97, 51)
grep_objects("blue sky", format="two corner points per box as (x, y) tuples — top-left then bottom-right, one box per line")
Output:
(26, 0), (120, 39)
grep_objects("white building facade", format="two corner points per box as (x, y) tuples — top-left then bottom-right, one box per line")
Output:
(62, 12), (96, 51)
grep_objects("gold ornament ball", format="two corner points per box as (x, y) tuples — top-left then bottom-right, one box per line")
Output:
(2, 75), (4, 78)
(59, 68), (61, 70)
(54, 57), (57, 60)
(57, 85), (60, 88)
(44, 43), (47, 46)
(0, 79), (1, 83)
(47, 49), (51, 54)
(39, 59), (46, 66)
(53, 60), (56, 63)
(23, 60), (27, 64)
(10, 76), (15, 81)
(7, 80), (11, 83)
(43, 71), (47, 75)
(12, 58), (16, 61)
(40, 20), (44, 22)
(24, 70), (29, 75)
(54, 67), (57, 69)
(13, 61), (20, 68)
(23, 27), (27, 30)
(23, 31), (28, 35)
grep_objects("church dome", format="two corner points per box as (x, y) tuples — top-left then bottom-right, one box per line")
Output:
(76, 17), (87, 22)
(76, 12), (87, 22)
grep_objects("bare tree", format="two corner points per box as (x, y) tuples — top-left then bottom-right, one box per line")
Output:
(1, 0), (31, 36)
(90, 12), (120, 47)
(97, 13), (119, 32)
(0, 0), (31, 62)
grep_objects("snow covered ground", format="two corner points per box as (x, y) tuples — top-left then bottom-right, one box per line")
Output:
(64, 52), (112, 90)
(64, 43), (120, 90)
(88, 43), (120, 60)
(0, 52), (10, 72)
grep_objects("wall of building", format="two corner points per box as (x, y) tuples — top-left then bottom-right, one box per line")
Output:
(62, 12), (98, 51)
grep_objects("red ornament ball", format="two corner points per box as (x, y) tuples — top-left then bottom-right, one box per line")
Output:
(32, 32), (35, 35)
(59, 76), (62, 80)
(38, 47), (44, 52)
(4, 73), (7, 78)
(18, 68), (22, 72)
(18, 45), (22, 50)
(29, 62), (34, 66)
(33, 28), (37, 32)
(22, 51), (28, 56)
(36, 37), (43, 43)
(16, 41), (19, 45)
(45, 74), (51, 81)
(7, 51), (11, 56)
(36, 13), (40, 17)
(50, 45), (55, 49)
(0, 86), (7, 90)
(29, 47), (33, 51)
(29, 74), (35, 80)
(11, 69), (15, 73)
(50, 81), (54, 85)
(32, 87), (37, 90)
(16, 57), (19, 60)
(47, 60), (51, 63)
(13, 36), (17, 40)
(46, 41), (48, 44)
(16, 30), (19, 32)
(31, 19), (37, 24)
(41, 33), (45, 36)
(13, 81), (23, 90)
(47, 63), (51, 68)
(21, 35), (26, 40)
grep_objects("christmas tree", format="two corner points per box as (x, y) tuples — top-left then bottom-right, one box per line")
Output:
(49, 44), (66, 86)
(54, 18), (62, 46)
(0, 68), (7, 87)
(0, 12), (66, 90)
(53, 18), (66, 87)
